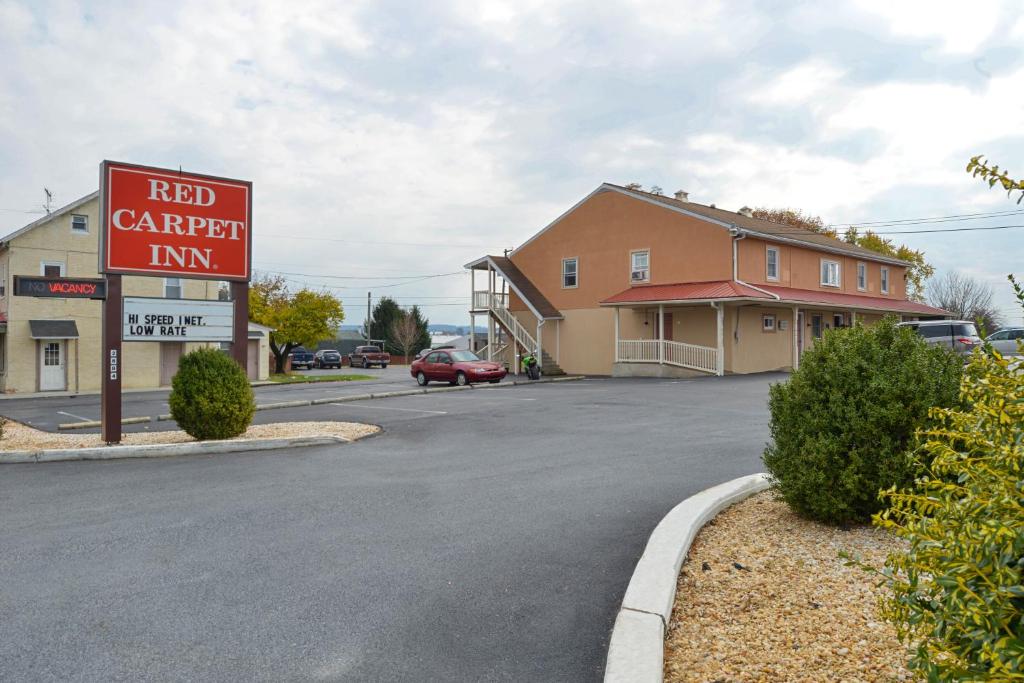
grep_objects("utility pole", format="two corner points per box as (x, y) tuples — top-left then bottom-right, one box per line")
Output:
(366, 291), (371, 341)
(43, 188), (53, 214)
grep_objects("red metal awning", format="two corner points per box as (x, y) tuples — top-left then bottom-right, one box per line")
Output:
(601, 280), (950, 316)
(601, 280), (772, 305)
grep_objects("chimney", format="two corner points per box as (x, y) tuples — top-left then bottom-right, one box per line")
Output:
(674, 189), (689, 202)
(738, 206), (753, 218)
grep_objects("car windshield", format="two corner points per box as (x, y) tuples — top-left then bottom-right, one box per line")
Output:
(450, 350), (480, 362)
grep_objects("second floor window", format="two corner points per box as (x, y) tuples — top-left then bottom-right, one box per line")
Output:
(562, 258), (578, 288)
(630, 250), (649, 283)
(766, 247), (779, 281)
(71, 214), (88, 233)
(881, 267), (890, 294)
(41, 261), (65, 278)
(164, 277), (182, 299)
(857, 263), (866, 290)
(820, 259), (840, 288)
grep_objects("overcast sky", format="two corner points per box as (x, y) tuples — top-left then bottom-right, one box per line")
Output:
(1, 0), (1022, 325)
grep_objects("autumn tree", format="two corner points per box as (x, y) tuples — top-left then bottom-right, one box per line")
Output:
(751, 207), (835, 237)
(927, 271), (1003, 333)
(966, 155), (1024, 203)
(249, 274), (345, 373)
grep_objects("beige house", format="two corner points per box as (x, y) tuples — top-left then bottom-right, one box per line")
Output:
(0, 192), (269, 393)
(468, 183), (950, 377)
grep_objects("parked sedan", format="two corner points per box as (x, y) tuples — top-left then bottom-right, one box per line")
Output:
(410, 349), (506, 386)
(986, 327), (1024, 356)
(314, 349), (343, 369)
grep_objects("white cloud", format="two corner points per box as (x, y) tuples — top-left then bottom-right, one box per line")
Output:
(851, 0), (1003, 54)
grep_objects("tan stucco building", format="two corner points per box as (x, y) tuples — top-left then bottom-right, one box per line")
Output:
(0, 193), (270, 393)
(468, 183), (950, 377)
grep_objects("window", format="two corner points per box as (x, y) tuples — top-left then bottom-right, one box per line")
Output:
(918, 324), (952, 339)
(164, 277), (182, 299)
(857, 262), (866, 291)
(820, 259), (840, 287)
(0, 264), (5, 297)
(40, 261), (65, 278)
(833, 313), (845, 329)
(425, 352), (440, 363)
(811, 314), (823, 339)
(762, 314), (776, 331)
(562, 257), (578, 288)
(766, 247), (779, 281)
(880, 267), (890, 294)
(71, 214), (88, 233)
(988, 330), (1008, 341)
(630, 250), (649, 282)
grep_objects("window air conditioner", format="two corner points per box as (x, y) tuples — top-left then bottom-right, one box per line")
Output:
(631, 270), (647, 282)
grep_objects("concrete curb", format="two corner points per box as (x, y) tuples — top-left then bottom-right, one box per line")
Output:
(604, 473), (771, 683)
(0, 435), (349, 464)
(56, 375), (586, 430)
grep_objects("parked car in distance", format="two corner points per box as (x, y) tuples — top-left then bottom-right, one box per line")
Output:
(314, 349), (343, 369)
(350, 345), (390, 368)
(289, 348), (316, 370)
(986, 327), (1024, 356)
(414, 344), (455, 360)
(897, 320), (983, 356)
(410, 349), (506, 386)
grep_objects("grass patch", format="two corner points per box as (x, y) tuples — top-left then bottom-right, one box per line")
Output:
(268, 373), (375, 384)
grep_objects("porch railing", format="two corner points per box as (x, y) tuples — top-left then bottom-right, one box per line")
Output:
(617, 339), (718, 374)
(472, 291), (508, 310)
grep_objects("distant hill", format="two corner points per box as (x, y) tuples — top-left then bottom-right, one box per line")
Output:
(336, 323), (484, 335)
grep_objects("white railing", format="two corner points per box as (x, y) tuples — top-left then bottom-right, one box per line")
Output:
(663, 340), (718, 373)
(472, 291), (508, 310)
(492, 304), (537, 353)
(617, 340), (660, 363)
(617, 339), (718, 374)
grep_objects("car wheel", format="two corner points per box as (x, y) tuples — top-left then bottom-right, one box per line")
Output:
(417, 371), (428, 386)
(455, 371), (468, 386)
(489, 379), (500, 383)
(381, 364), (388, 369)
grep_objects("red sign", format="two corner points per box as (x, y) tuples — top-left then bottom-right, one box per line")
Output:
(100, 161), (252, 281)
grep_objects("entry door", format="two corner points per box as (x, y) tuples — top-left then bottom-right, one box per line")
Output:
(247, 340), (259, 380)
(39, 340), (66, 391)
(662, 313), (673, 341)
(160, 342), (185, 386)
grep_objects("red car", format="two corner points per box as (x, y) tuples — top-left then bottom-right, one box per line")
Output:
(410, 349), (506, 386)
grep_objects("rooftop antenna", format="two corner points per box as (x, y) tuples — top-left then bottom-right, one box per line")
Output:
(43, 188), (53, 214)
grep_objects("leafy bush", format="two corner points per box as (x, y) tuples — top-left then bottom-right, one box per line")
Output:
(762, 317), (961, 525)
(874, 297), (1024, 679)
(169, 347), (255, 440)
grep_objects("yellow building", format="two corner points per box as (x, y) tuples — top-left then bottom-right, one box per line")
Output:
(0, 192), (269, 393)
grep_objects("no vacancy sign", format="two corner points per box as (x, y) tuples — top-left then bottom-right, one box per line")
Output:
(100, 161), (252, 281)
(123, 297), (234, 342)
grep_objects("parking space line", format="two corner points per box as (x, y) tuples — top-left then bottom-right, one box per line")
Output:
(329, 403), (448, 415)
(57, 410), (92, 422)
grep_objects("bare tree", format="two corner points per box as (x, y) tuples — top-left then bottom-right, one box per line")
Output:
(927, 271), (1003, 333)
(391, 312), (421, 363)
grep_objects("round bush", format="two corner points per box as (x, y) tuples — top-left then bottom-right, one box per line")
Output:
(762, 317), (961, 525)
(169, 347), (256, 440)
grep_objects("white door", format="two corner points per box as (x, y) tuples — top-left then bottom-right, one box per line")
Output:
(40, 340), (66, 391)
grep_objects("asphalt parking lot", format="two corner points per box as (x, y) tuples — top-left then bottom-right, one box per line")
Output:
(0, 373), (783, 681)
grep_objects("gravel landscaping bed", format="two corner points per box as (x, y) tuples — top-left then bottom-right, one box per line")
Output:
(0, 420), (379, 450)
(664, 491), (911, 682)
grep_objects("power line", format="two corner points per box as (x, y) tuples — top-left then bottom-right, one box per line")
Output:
(258, 233), (492, 249)
(747, 223), (1024, 238)
(826, 208), (1024, 228)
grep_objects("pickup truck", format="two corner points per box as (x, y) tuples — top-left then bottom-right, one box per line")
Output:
(350, 345), (390, 369)
(289, 349), (316, 370)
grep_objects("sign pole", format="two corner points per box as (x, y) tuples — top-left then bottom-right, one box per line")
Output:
(231, 281), (249, 371)
(101, 274), (122, 444)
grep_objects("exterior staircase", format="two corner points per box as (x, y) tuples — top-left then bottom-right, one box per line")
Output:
(540, 350), (566, 376)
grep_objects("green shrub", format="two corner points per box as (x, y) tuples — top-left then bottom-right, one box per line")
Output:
(874, 313), (1023, 679)
(169, 347), (255, 440)
(762, 316), (961, 525)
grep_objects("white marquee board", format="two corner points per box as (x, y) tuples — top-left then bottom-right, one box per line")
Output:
(123, 297), (234, 342)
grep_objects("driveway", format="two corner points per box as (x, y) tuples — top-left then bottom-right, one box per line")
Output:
(0, 374), (782, 681)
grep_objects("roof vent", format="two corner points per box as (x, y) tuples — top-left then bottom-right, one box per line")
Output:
(674, 190), (689, 202)
(738, 206), (753, 218)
